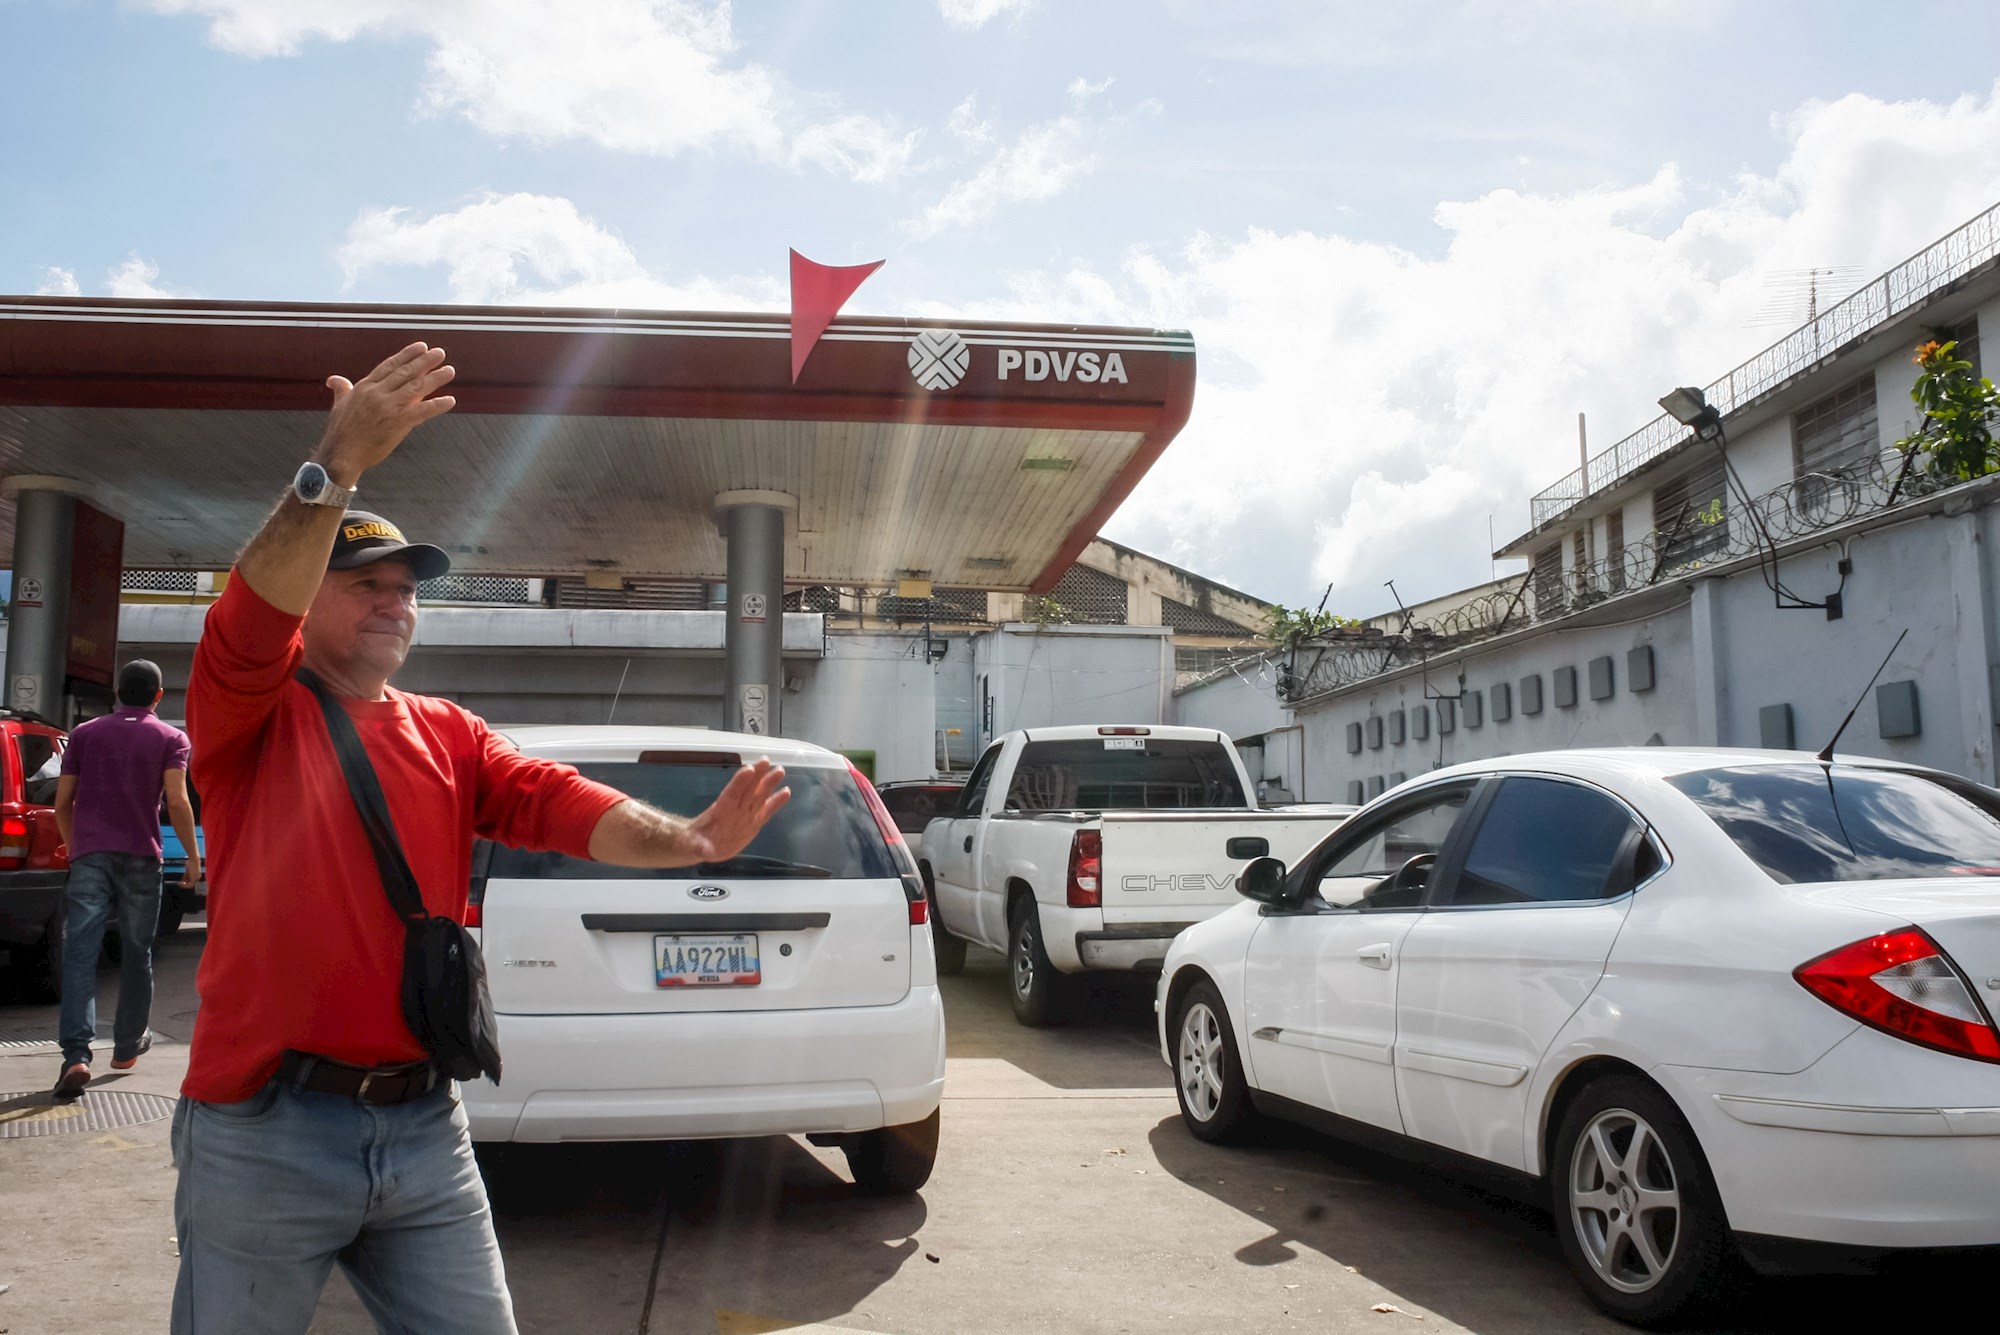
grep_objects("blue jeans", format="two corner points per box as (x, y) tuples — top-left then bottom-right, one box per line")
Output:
(170, 1079), (517, 1334)
(58, 851), (162, 1065)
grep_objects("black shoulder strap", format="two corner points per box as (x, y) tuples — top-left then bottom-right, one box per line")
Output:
(296, 668), (429, 924)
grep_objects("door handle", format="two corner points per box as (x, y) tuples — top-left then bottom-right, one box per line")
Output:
(964, 836), (974, 853)
(1356, 943), (1393, 969)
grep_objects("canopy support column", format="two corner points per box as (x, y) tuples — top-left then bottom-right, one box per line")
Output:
(714, 490), (796, 738)
(3, 478), (83, 721)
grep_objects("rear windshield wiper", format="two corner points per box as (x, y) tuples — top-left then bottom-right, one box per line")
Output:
(689, 854), (833, 878)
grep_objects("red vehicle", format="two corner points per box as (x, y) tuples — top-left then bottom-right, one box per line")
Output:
(0, 710), (71, 1000)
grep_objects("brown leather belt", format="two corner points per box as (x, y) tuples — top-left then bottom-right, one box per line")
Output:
(278, 1051), (442, 1106)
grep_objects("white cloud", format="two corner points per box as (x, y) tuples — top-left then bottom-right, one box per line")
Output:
(335, 192), (777, 309)
(923, 84), (2000, 612)
(1067, 76), (1113, 104)
(145, 0), (915, 182)
(938, 0), (1036, 31)
(105, 255), (182, 298)
(35, 267), (81, 296)
(909, 113), (1098, 238)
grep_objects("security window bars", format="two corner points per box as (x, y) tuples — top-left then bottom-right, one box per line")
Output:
(1605, 509), (1625, 593)
(419, 575), (534, 605)
(121, 569), (199, 593)
(1793, 374), (1879, 480)
(1652, 457), (1731, 572)
(1531, 544), (1565, 618)
(1943, 316), (1981, 378)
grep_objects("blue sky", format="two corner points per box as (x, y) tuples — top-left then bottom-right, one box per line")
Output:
(7, 0), (2000, 613)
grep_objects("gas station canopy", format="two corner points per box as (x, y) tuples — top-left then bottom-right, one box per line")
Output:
(0, 297), (1197, 592)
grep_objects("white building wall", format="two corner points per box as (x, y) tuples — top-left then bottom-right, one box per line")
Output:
(970, 623), (1172, 746)
(784, 632), (941, 783)
(1173, 662), (1288, 740)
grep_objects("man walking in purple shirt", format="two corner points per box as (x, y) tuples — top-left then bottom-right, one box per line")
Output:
(51, 660), (201, 1101)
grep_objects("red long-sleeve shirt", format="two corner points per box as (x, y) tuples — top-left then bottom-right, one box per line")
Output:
(182, 573), (626, 1101)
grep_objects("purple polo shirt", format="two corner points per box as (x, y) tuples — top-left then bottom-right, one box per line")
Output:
(59, 705), (191, 859)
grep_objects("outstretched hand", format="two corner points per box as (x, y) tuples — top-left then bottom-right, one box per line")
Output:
(317, 342), (457, 482)
(684, 759), (791, 863)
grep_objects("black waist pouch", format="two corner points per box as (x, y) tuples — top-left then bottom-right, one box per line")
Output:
(300, 669), (502, 1084)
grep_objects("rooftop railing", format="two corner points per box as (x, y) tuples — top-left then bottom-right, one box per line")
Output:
(1527, 200), (2000, 531)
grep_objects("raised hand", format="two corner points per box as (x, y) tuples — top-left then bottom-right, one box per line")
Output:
(316, 342), (457, 483)
(685, 759), (792, 863)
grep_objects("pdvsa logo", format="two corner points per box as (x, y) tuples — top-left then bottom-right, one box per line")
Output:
(998, 348), (1128, 384)
(908, 330), (971, 390)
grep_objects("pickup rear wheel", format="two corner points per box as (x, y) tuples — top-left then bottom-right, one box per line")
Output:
(1007, 901), (1069, 1027)
(845, 1107), (940, 1196)
(21, 904), (64, 1003)
(1173, 980), (1255, 1142)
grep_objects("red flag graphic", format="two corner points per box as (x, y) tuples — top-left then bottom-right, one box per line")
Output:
(790, 249), (885, 383)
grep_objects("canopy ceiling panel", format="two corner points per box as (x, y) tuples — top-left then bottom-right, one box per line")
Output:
(0, 298), (1197, 592)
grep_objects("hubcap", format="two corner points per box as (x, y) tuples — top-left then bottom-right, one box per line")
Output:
(1013, 920), (1036, 998)
(1178, 1002), (1225, 1122)
(1569, 1107), (1682, 1294)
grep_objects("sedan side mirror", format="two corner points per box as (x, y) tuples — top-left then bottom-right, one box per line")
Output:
(1237, 856), (1295, 907)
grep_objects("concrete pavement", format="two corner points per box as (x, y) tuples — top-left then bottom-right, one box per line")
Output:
(0, 933), (1987, 1333)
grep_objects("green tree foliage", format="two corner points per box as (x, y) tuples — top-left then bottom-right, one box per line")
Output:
(1268, 604), (1361, 648)
(1896, 339), (2000, 482)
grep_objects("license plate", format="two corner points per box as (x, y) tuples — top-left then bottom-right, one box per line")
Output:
(654, 933), (761, 987)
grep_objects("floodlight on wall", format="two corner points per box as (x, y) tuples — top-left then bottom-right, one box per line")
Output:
(1658, 386), (1723, 442)
(925, 638), (951, 664)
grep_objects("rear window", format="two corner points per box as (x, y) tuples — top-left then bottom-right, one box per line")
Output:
(16, 732), (63, 806)
(1005, 738), (1246, 811)
(487, 762), (898, 881)
(1668, 763), (2000, 884)
(878, 785), (962, 833)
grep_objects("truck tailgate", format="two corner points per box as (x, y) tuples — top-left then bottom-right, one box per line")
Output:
(1095, 813), (1345, 924)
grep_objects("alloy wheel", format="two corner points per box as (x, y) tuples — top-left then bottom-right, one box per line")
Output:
(1012, 918), (1036, 998)
(1568, 1106), (1683, 1294)
(1178, 1001), (1225, 1122)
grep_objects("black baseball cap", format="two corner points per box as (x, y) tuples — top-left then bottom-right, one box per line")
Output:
(327, 511), (452, 581)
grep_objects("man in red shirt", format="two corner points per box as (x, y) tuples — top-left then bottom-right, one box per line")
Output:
(171, 344), (788, 1335)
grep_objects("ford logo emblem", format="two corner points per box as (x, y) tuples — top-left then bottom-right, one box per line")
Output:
(688, 885), (730, 901)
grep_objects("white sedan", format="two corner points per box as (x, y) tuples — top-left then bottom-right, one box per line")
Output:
(1158, 748), (2000, 1325)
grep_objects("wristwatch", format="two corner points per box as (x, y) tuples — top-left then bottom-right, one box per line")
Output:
(292, 461), (357, 509)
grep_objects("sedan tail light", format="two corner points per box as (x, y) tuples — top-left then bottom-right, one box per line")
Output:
(848, 764), (927, 925)
(1795, 927), (2000, 1064)
(0, 815), (29, 870)
(1066, 829), (1102, 908)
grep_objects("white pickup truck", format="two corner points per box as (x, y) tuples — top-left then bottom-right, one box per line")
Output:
(919, 724), (1350, 1025)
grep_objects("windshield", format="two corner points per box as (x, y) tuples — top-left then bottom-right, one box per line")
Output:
(486, 762), (897, 881)
(1667, 763), (2000, 883)
(1005, 738), (1246, 811)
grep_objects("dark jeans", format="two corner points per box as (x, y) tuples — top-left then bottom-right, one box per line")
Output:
(58, 851), (163, 1065)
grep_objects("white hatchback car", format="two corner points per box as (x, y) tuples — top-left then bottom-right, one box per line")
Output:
(1159, 748), (2000, 1324)
(464, 727), (946, 1194)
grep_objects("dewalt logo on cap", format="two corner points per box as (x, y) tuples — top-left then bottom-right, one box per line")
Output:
(343, 520), (405, 543)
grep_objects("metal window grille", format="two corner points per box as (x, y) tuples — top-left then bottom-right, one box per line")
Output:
(418, 575), (533, 605)
(1652, 457), (1731, 571)
(1944, 315), (1982, 379)
(549, 578), (709, 610)
(874, 587), (991, 622)
(1793, 374), (1879, 479)
(1531, 545), (1565, 619)
(1605, 508), (1626, 593)
(121, 569), (199, 592)
(1161, 596), (1256, 636)
(1046, 565), (1128, 624)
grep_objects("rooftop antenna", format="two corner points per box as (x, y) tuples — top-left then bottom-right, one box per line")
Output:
(606, 656), (632, 725)
(1816, 628), (1907, 764)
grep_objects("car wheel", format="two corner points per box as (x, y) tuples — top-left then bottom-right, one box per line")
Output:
(1553, 1075), (1736, 1327)
(157, 894), (185, 938)
(1173, 979), (1256, 1143)
(844, 1107), (940, 1196)
(1007, 901), (1067, 1027)
(923, 868), (966, 976)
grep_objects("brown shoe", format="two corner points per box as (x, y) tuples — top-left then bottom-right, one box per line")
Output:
(53, 1062), (90, 1102)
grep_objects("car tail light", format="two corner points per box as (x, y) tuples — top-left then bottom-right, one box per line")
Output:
(1067, 829), (1102, 908)
(1097, 726), (1151, 736)
(848, 764), (927, 925)
(1795, 927), (2000, 1064)
(0, 815), (29, 869)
